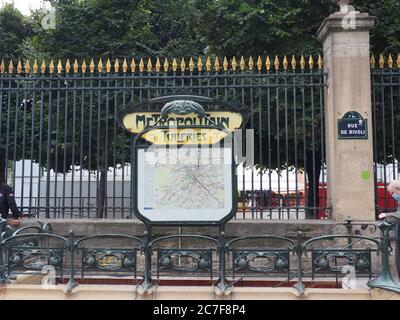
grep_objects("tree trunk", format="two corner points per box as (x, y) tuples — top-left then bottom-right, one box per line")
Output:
(306, 151), (322, 219)
(96, 166), (107, 218)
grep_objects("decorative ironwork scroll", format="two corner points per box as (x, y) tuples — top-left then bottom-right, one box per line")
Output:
(232, 249), (290, 278)
(156, 248), (213, 278)
(81, 248), (137, 277)
(311, 249), (372, 279)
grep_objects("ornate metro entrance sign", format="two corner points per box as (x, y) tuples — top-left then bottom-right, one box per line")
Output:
(119, 95), (245, 226)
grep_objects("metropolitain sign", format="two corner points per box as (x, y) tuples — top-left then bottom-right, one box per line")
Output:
(121, 111), (243, 144)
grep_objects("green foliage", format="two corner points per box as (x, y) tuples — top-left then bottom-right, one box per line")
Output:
(353, 0), (400, 54)
(0, 3), (33, 60)
(26, 0), (204, 61)
(191, 0), (334, 57)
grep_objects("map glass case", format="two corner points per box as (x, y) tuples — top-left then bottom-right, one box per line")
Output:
(137, 145), (233, 222)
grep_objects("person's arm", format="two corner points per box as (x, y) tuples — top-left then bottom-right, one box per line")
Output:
(379, 212), (400, 223)
(5, 185), (21, 219)
(386, 212), (400, 224)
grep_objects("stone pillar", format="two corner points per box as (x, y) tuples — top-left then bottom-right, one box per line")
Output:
(317, 5), (376, 221)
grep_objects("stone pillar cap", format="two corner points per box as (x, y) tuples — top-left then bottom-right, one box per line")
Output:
(317, 13), (376, 43)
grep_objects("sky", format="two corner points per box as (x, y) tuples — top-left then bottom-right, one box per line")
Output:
(1, 0), (51, 16)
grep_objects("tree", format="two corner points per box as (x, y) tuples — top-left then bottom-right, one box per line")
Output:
(0, 3), (32, 60)
(26, 0), (204, 60)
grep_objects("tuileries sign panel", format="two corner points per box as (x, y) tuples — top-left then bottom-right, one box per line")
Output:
(140, 128), (229, 145)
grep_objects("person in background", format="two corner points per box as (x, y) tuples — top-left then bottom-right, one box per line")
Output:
(378, 180), (400, 279)
(0, 181), (21, 226)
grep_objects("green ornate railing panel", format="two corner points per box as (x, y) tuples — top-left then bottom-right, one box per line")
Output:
(1, 218), (399, 295)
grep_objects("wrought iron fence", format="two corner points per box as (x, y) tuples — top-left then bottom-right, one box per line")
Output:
(371, 54), (400, 216)
(0, 56), (328, 220)
(0, 218), (399, 295)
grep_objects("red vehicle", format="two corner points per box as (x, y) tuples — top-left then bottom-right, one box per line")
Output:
(376, 182), (398, 214)
(315, 182), (397, 219)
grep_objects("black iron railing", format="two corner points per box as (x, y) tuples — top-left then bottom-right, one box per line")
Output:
(371, 55), (400, 217)
(0, 56), (329, 220)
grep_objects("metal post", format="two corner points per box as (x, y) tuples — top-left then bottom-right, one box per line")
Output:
(368, 221), (400, 293)
(217, 223), (230, 294)
(65, 230), (78, 293)
(142, 225), (153, 293)
(293, 231), (305, 295)
(0, 218), (9, 284)
(345, 217), (354, 248)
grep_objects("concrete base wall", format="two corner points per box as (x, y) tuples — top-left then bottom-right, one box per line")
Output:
(17, 218), (350, 238)
(2, 283), (399, 300)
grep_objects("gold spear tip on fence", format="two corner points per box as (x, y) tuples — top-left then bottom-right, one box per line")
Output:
(17, 60), (22, 73)
(300, 55), (306, 70)
(388, 53), (393, 69)
(130, 58), (136, 72)
(291, 55), (297, 70)
(318, 54), (323, 69)
(370, 54), (375, 68)
(248, 56), (254, 71)
(0, 60), (5, 73)
(274, 55), (280, 70)
(139, 58), (144, 72)
(163, 57), (169, 72)
(379, 53), (384, 69)
(114, 58), (119, 73)
(49, 60), (55, 73)
(156, 57), (161, 72)
(147, 57), (152, 72)
(180, 58), (186, 71)
(122, 58), (128, 73)
(257, 55), (262, 71)
(197, 56), (203, 71)
(90, 58), (95, 73)
(73, 59), (79, 73)
(33, 59), (39, 73)
(189, 57), (194, 72)
(25, 59), (31, 74)
(231, 56), (237, 71)
(308, 55), (314, 69)
(98, 58), (103, 73)
(65, 59), (71, 73)
(266, 56), (271, 71)
(41, 60), (46, 73)
(214, 56), (220, 71)
(239, 56), (245, 71)
(8, 60), (14, 73)
(206, 57), (211, 71)
(397, 54), (400, 69)
(223, 56), (228, 71)
(283, 55), (288, 70)
(57, 59), (63, 73)
(82, 60), (87, 73)
(172, 58), (178, 72)
(106, 58), (111, 73)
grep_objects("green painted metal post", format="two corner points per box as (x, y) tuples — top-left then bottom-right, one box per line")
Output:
(142, 226), (154, 294)
(65, 230), (78, 293)
(368, 221), (400, 293)
(294, 231), (305, 295)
